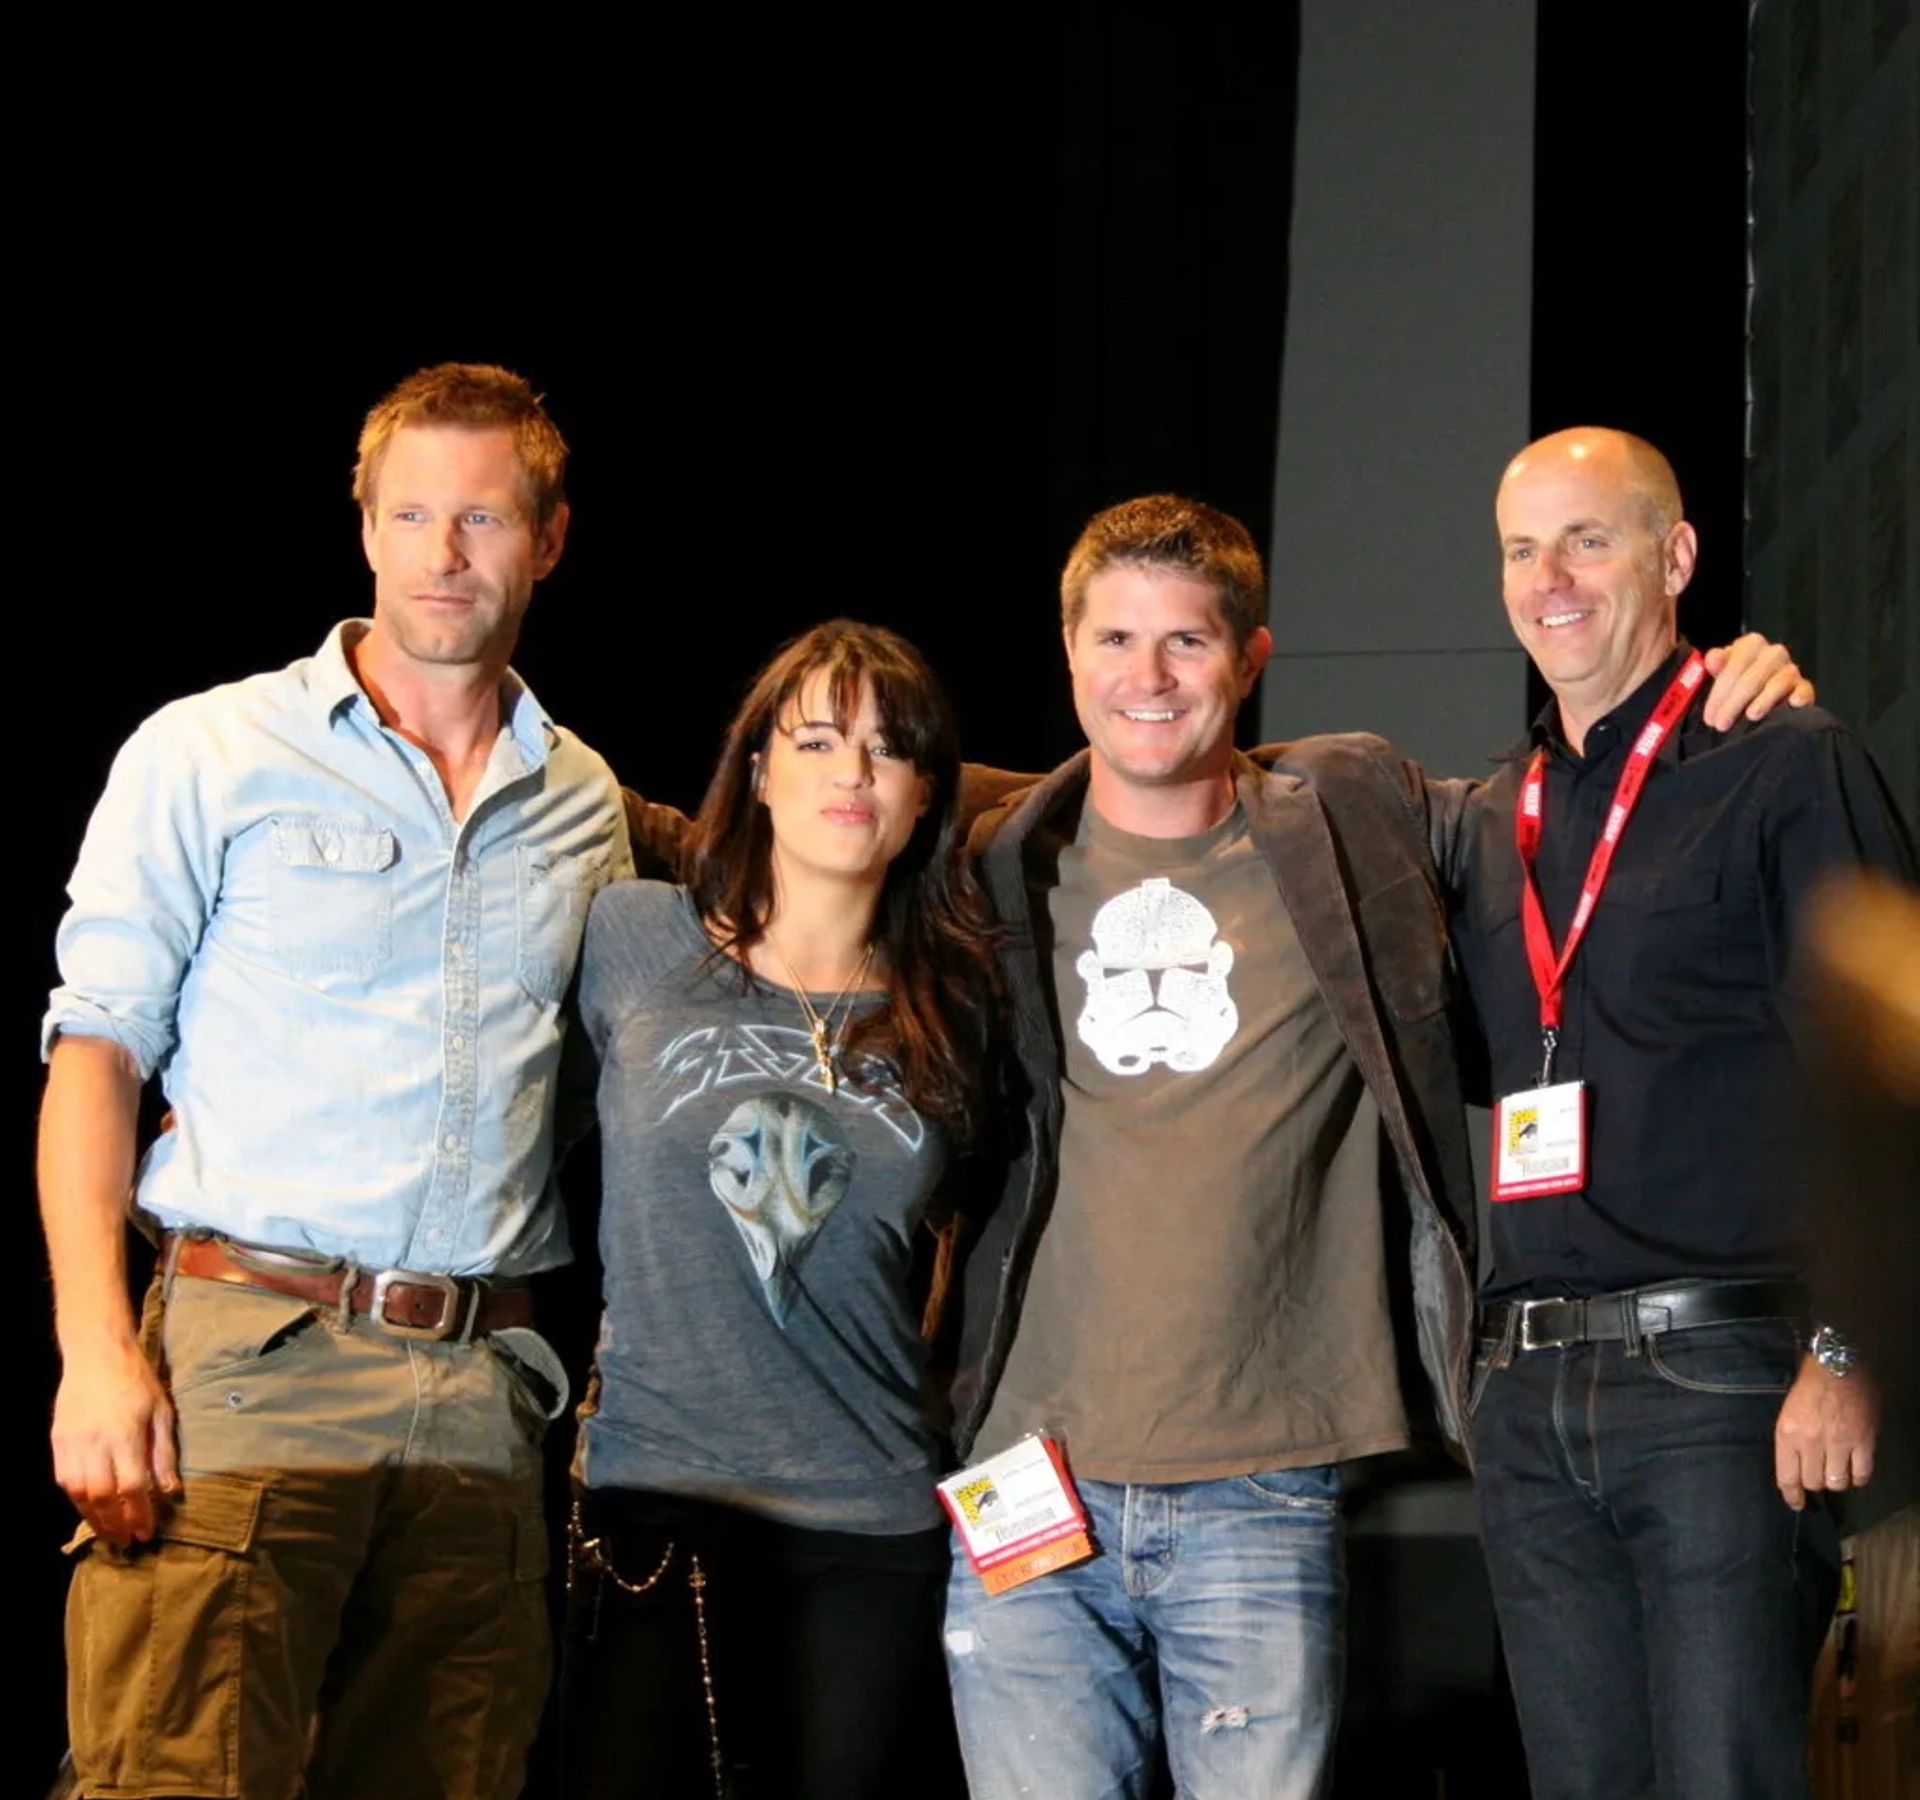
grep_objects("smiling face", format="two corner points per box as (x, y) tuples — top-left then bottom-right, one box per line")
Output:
(1497, 432), (1696, 747)
(759, 672), (933, 892)
(360, 425), (568, 676)
(1066, 564), (1271, 836)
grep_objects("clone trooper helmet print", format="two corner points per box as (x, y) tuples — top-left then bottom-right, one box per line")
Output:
(1074, 877), (1238, 1076)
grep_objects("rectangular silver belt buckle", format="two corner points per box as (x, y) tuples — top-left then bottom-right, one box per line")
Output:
(371, 1268), (462, 1340)
(1518, 1299), (1579, 1352)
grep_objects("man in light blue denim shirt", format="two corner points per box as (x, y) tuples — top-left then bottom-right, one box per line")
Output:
(37, 364), (631, 1800)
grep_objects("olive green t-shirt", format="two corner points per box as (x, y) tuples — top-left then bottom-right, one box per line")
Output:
(977, 799), (1409, 1479)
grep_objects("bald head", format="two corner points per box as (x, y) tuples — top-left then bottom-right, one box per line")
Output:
(1500, 427), (1684, 540)
(1496, 426), (1698, 752)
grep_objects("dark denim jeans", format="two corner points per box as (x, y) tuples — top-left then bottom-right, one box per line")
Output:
(1468, 1317), (1840, 1800)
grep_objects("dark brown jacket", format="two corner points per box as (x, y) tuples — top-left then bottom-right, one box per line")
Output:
(947, 740), (1481, 1460)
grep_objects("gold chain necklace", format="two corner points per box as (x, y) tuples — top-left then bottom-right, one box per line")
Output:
(765, 936), (876, 1094)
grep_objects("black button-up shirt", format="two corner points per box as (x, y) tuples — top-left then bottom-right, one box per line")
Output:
(1445, 645), (1916, 1301)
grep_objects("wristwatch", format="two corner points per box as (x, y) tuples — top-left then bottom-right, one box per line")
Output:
(1809, 1323), (1861, 1378)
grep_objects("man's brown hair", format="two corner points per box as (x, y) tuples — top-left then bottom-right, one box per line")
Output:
(1060, 494), (1268, 645)
(353, 363), (568, 526)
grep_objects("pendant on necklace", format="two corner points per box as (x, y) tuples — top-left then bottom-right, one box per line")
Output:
(767, 935), (872, 1101)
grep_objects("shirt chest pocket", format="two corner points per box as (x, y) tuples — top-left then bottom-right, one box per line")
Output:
(1591, 864), (1722, 988)
(516, 845), (607, 1003)
(266, 816), (397, 983)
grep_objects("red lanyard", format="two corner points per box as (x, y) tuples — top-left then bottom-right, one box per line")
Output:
(1514, 652), (1705, 1081)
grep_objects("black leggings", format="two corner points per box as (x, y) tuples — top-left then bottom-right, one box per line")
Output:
(557, 1489), (960, 1800)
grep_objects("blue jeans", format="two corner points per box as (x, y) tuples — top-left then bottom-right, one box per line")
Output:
(942, 1466), (1345, 1799)
(1469, 1317), (1840, 1800)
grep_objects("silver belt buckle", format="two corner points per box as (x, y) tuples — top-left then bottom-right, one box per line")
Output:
(1518, 1298), (1580, 1352)
(370, 1268), (463, 1340)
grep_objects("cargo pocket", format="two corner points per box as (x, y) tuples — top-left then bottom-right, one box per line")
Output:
(267, 814), (397, 983)
(65, 1472), (265, 1798)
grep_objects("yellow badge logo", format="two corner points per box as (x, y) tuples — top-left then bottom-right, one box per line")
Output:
(1507, 1107), (1540, 1153)
(952, 1477), (1006, 1529)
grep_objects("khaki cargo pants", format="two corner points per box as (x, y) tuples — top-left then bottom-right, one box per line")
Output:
(64, 1267), (567, 1800)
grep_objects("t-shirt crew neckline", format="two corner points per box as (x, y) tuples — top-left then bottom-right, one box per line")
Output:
(1078, 797), (1248, 865)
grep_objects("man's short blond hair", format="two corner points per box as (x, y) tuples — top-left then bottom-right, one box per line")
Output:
(353, 363), (568, 526)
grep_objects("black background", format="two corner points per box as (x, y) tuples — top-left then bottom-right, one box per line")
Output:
(18, 6), (1747, 1789)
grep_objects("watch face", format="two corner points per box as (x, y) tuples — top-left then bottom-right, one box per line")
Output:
(1811, 1325), (1858, 1376)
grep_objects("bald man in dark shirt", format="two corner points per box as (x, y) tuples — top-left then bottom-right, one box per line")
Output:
(1440, 428), (1914, 1800)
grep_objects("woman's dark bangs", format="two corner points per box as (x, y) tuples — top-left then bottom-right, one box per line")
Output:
(871, 657), (947, 771)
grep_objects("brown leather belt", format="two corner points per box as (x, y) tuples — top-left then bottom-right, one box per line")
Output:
(171, 1235), (534, 1341)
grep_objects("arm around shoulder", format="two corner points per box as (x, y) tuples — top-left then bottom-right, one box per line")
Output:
(622, 788), (694, 881)
(960, 764), (1044, 831)
(1258, 732), (1482, 896)
(1340, 735), (1486, 899)
(1418, 772), (1483, 903)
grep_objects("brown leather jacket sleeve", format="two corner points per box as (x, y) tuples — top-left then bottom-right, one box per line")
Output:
(622, 789), (693, 881)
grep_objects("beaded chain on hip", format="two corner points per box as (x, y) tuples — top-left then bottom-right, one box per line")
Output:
(568, 1499), (727, 1798)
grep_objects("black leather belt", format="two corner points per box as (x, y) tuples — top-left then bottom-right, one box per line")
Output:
(1481, 1281), (1805, 1353)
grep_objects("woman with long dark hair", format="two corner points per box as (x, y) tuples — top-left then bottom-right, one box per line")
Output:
(558, 620), (996, 1798)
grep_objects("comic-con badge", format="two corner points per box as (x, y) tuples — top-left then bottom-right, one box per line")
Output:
(937, 1434), (1093, 1594)
(1492, 1080), (1587, 1201)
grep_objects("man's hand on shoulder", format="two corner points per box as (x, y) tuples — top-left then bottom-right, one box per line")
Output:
(1702, 635), (1816, 729)
(1773, 1353), (1877, 1511)
(52, 1335), (180, 1545)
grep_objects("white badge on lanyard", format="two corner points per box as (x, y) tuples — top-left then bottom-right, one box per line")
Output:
(937, 1432), (1093, 1594)
(1492, 1079), (1588, 1200)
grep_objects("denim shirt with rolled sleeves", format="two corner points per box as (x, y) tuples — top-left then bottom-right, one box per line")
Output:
(43, 622), (631, 1278)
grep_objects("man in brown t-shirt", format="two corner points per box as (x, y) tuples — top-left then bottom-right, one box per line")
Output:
(940, 494), (1480, 1800)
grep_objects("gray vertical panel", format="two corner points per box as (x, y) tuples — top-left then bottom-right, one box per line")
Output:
(1265, 0), (1535, 777)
